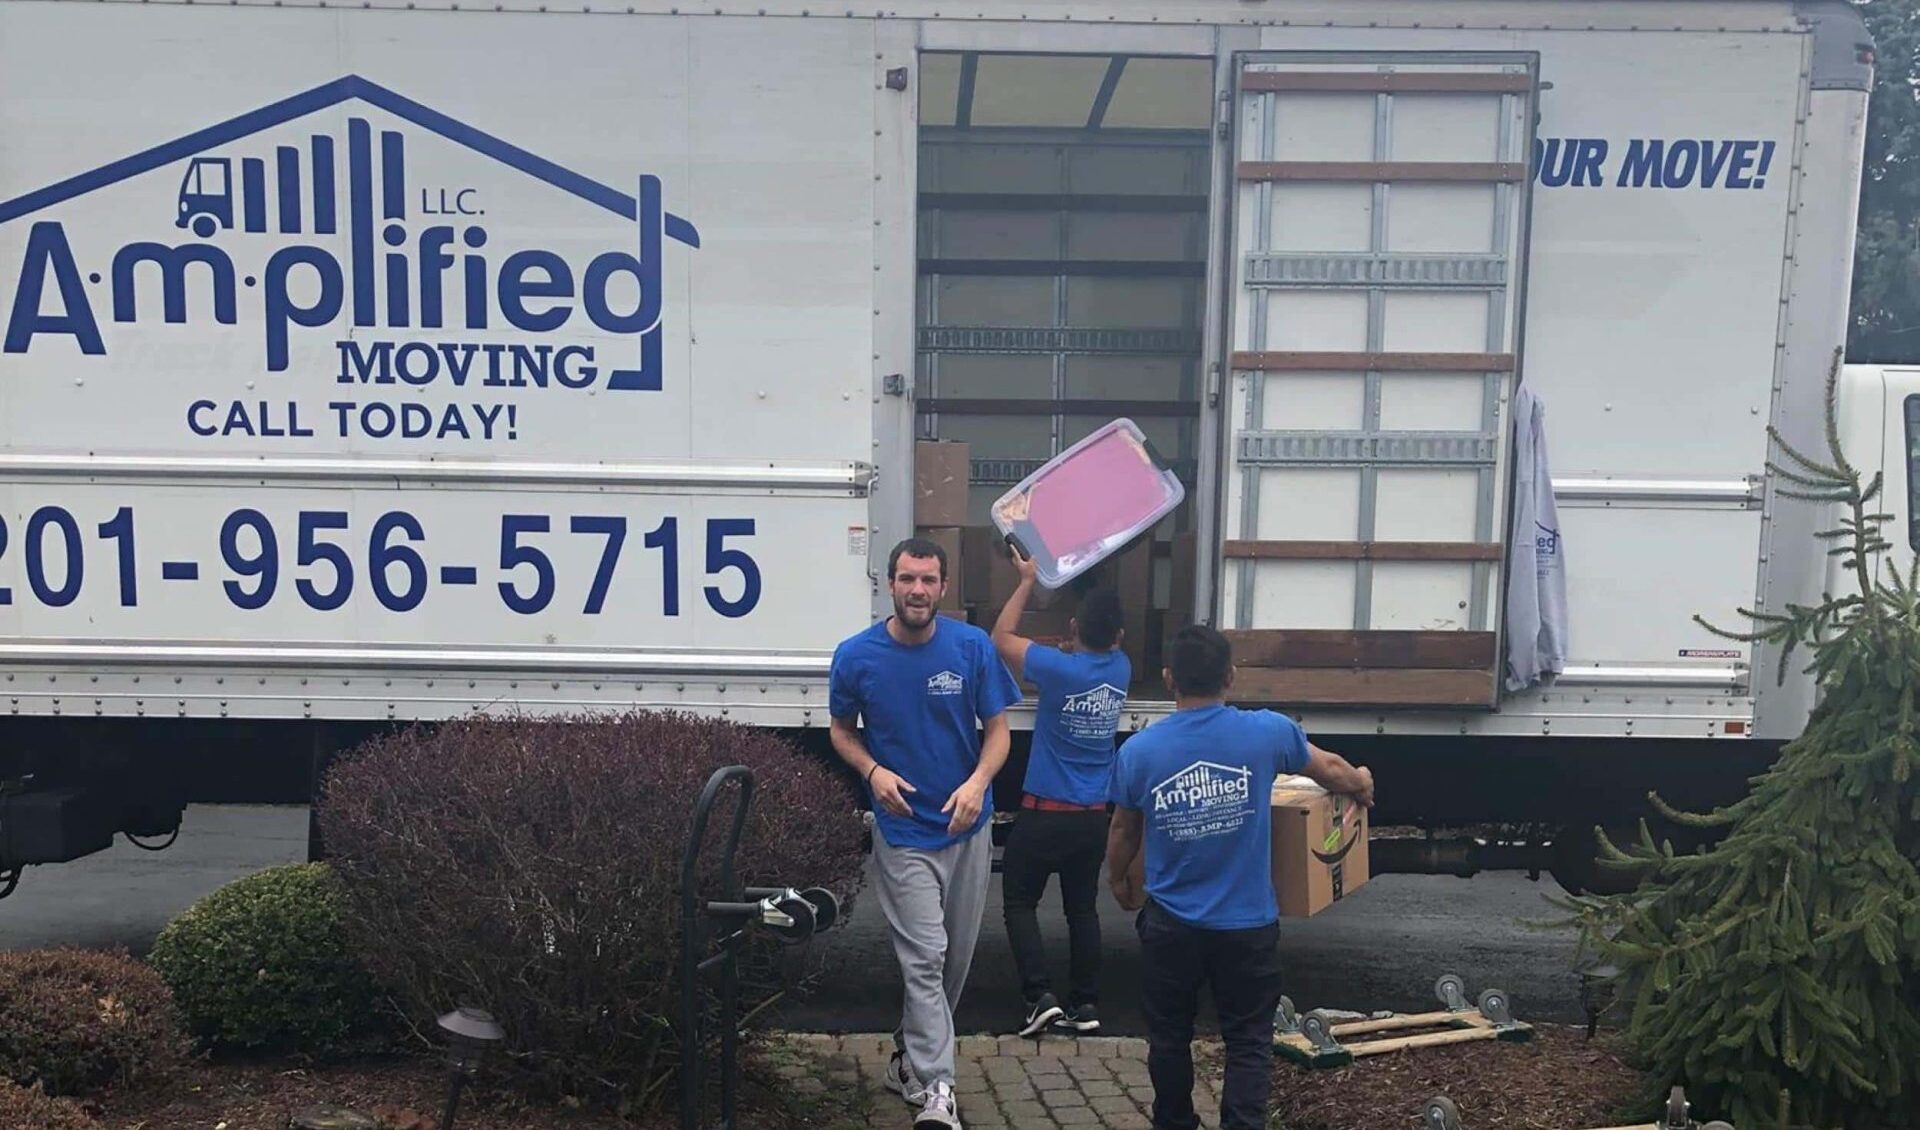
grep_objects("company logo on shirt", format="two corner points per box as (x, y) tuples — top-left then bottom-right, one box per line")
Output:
(927, 670), (964, 697)
(1060, 683), (1127, 743)
(1150, 761), (1255, 843)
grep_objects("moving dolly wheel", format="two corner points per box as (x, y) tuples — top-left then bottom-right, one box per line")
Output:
(1664, 1087), (1689, 1129)
(1435, 973), (1469, 1012)
(1275, 995), (1300, 1034)
(1477, 988), (1515, 1027)
(1300, 1010), (1340, 1055)
(1423, 1095), (1464, 1130)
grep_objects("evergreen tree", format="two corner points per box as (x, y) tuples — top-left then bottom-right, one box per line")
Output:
(1563, 352), (1920, 1130)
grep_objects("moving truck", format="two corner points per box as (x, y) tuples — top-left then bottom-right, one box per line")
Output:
(0, 0), (1895, 894)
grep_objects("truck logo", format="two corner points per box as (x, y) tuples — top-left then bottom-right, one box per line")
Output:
(0, 75), (700, 394)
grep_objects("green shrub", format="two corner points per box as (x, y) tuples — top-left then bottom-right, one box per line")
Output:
(0, 1078), (102, 1130)
(316, 710), (869, 1114)
(149, 862), (385, 1056)
(0, 948), (184, 1097)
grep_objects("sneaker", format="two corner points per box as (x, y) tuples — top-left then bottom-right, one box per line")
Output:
(884, 1049), (926, 1106)
(1018, 992), (1066, 1038)
(1055, 1003), (1101, 1034)
(913, 1080), (961, 1129)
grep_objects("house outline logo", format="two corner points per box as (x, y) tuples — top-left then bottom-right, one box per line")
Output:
(927, 670), (965, 697)
(1062, 683), (1127, 717)
(1535, 521), (1560, 559)
(1150, 760), (1253, 811)
(0, 75), (699, 394)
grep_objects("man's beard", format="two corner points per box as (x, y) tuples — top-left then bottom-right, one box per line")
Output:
(893, 592), (936, 629)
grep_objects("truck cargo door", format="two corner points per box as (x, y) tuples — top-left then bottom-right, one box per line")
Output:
(1216, 52), (1540, 709)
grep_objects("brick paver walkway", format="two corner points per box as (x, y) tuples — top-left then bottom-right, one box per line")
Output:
(777, 1032), (1225, 1129)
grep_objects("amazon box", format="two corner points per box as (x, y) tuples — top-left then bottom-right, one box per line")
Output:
(1118, 772), (1368, 919)
(1270, 775), (1370, 917)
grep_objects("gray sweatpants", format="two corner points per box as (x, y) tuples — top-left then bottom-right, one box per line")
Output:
(873, 824), (993, 1088)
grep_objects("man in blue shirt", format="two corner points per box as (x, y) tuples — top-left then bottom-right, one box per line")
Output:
(990, 543), (1130, 1038)
(1104, 625), (1374, 1130)
(829, 536), (1022, 1130)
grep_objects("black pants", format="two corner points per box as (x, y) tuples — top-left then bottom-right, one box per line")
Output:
(999, 807), (1106, 1007)
(1136, 899), (1284, 1130)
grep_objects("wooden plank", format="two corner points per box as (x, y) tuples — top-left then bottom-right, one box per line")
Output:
(1231, 351), (1514, 373)
(1224, 630), (1496, 670)
(1347, 1027), (1502, 1058)
(1329, 1013), (1478, 1038)
(1237, 160), (1527, 183)
(1223, 540), (1503, 562)
(1228, 667), (1498, 709)
(918, 398), (1199, 418)
(1242, 71), (1532, 94)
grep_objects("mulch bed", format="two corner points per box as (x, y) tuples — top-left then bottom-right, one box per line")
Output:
(1267, 1023), (1649, 1130)
(89, 1049), (871, 1130)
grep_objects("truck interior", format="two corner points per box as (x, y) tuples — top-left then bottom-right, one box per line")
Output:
(913, 50), (1217, 700)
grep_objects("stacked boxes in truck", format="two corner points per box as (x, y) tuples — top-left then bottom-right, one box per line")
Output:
(0, 0), (1890, 896)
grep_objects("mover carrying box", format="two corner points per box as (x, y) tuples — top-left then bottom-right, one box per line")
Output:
(1119, 772), (1370, 919)
(1270, 776), (1370, 917)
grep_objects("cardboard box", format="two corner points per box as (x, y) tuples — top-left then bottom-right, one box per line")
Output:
(1118, 773), (1370, 920)
(962, 525), (1055, 611)
(915, 441), (970, 528)
(1270, 775), (1370, 917)
(1170, 531), (1198, 620)
(914, 526), (964, 611)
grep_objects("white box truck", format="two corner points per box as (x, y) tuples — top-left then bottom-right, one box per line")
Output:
(0, 0), (1895, 894)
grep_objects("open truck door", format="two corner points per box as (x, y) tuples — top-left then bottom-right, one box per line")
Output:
(1210, 51), (1541, 710)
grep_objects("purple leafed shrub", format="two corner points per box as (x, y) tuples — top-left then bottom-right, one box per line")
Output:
(314, 709), (867, 1114)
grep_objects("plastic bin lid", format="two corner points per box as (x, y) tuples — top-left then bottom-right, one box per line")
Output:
(989, 419), (1185, 590)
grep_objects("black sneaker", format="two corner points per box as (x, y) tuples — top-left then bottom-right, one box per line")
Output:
(1018, 992), (1065, 1038)
(1055, 1003), (1100, 1034)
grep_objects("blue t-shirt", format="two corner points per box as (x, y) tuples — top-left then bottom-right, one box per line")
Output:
(1108, 705), (1311, 930)
(1022, 644), (1132, 806)
(830, 617), (1023, 851)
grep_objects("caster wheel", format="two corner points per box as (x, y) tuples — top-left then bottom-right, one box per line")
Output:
(1665, 1085), (1689, 1128)
(1477, 988), (1513, 1026)
(1423, 1095), (1464, 1130)
(1276, 995), (1299, 1032)
(1435, 973), (1468, 1011)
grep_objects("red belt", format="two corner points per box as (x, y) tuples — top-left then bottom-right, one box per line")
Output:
(1021, 793), (1108, 813)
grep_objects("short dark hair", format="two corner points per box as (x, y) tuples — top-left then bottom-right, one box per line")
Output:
(887, 536), (947, 581)
(1075, 590), (1125, 650)
(1166, 624), (1233, 697)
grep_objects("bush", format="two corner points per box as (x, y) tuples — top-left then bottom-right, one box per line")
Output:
(0, 948), (184, 1097)
(315, 710), (867, 1114)
(0, 1078), (102, 1130)
(149, 862), (385, 1056)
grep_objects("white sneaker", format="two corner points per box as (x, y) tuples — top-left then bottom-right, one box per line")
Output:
(913, 1080), (961, 1129)
(884, 1049), (926, 1106)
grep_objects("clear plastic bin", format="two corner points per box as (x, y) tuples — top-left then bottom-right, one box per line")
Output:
(989, 419), (1186, 590)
